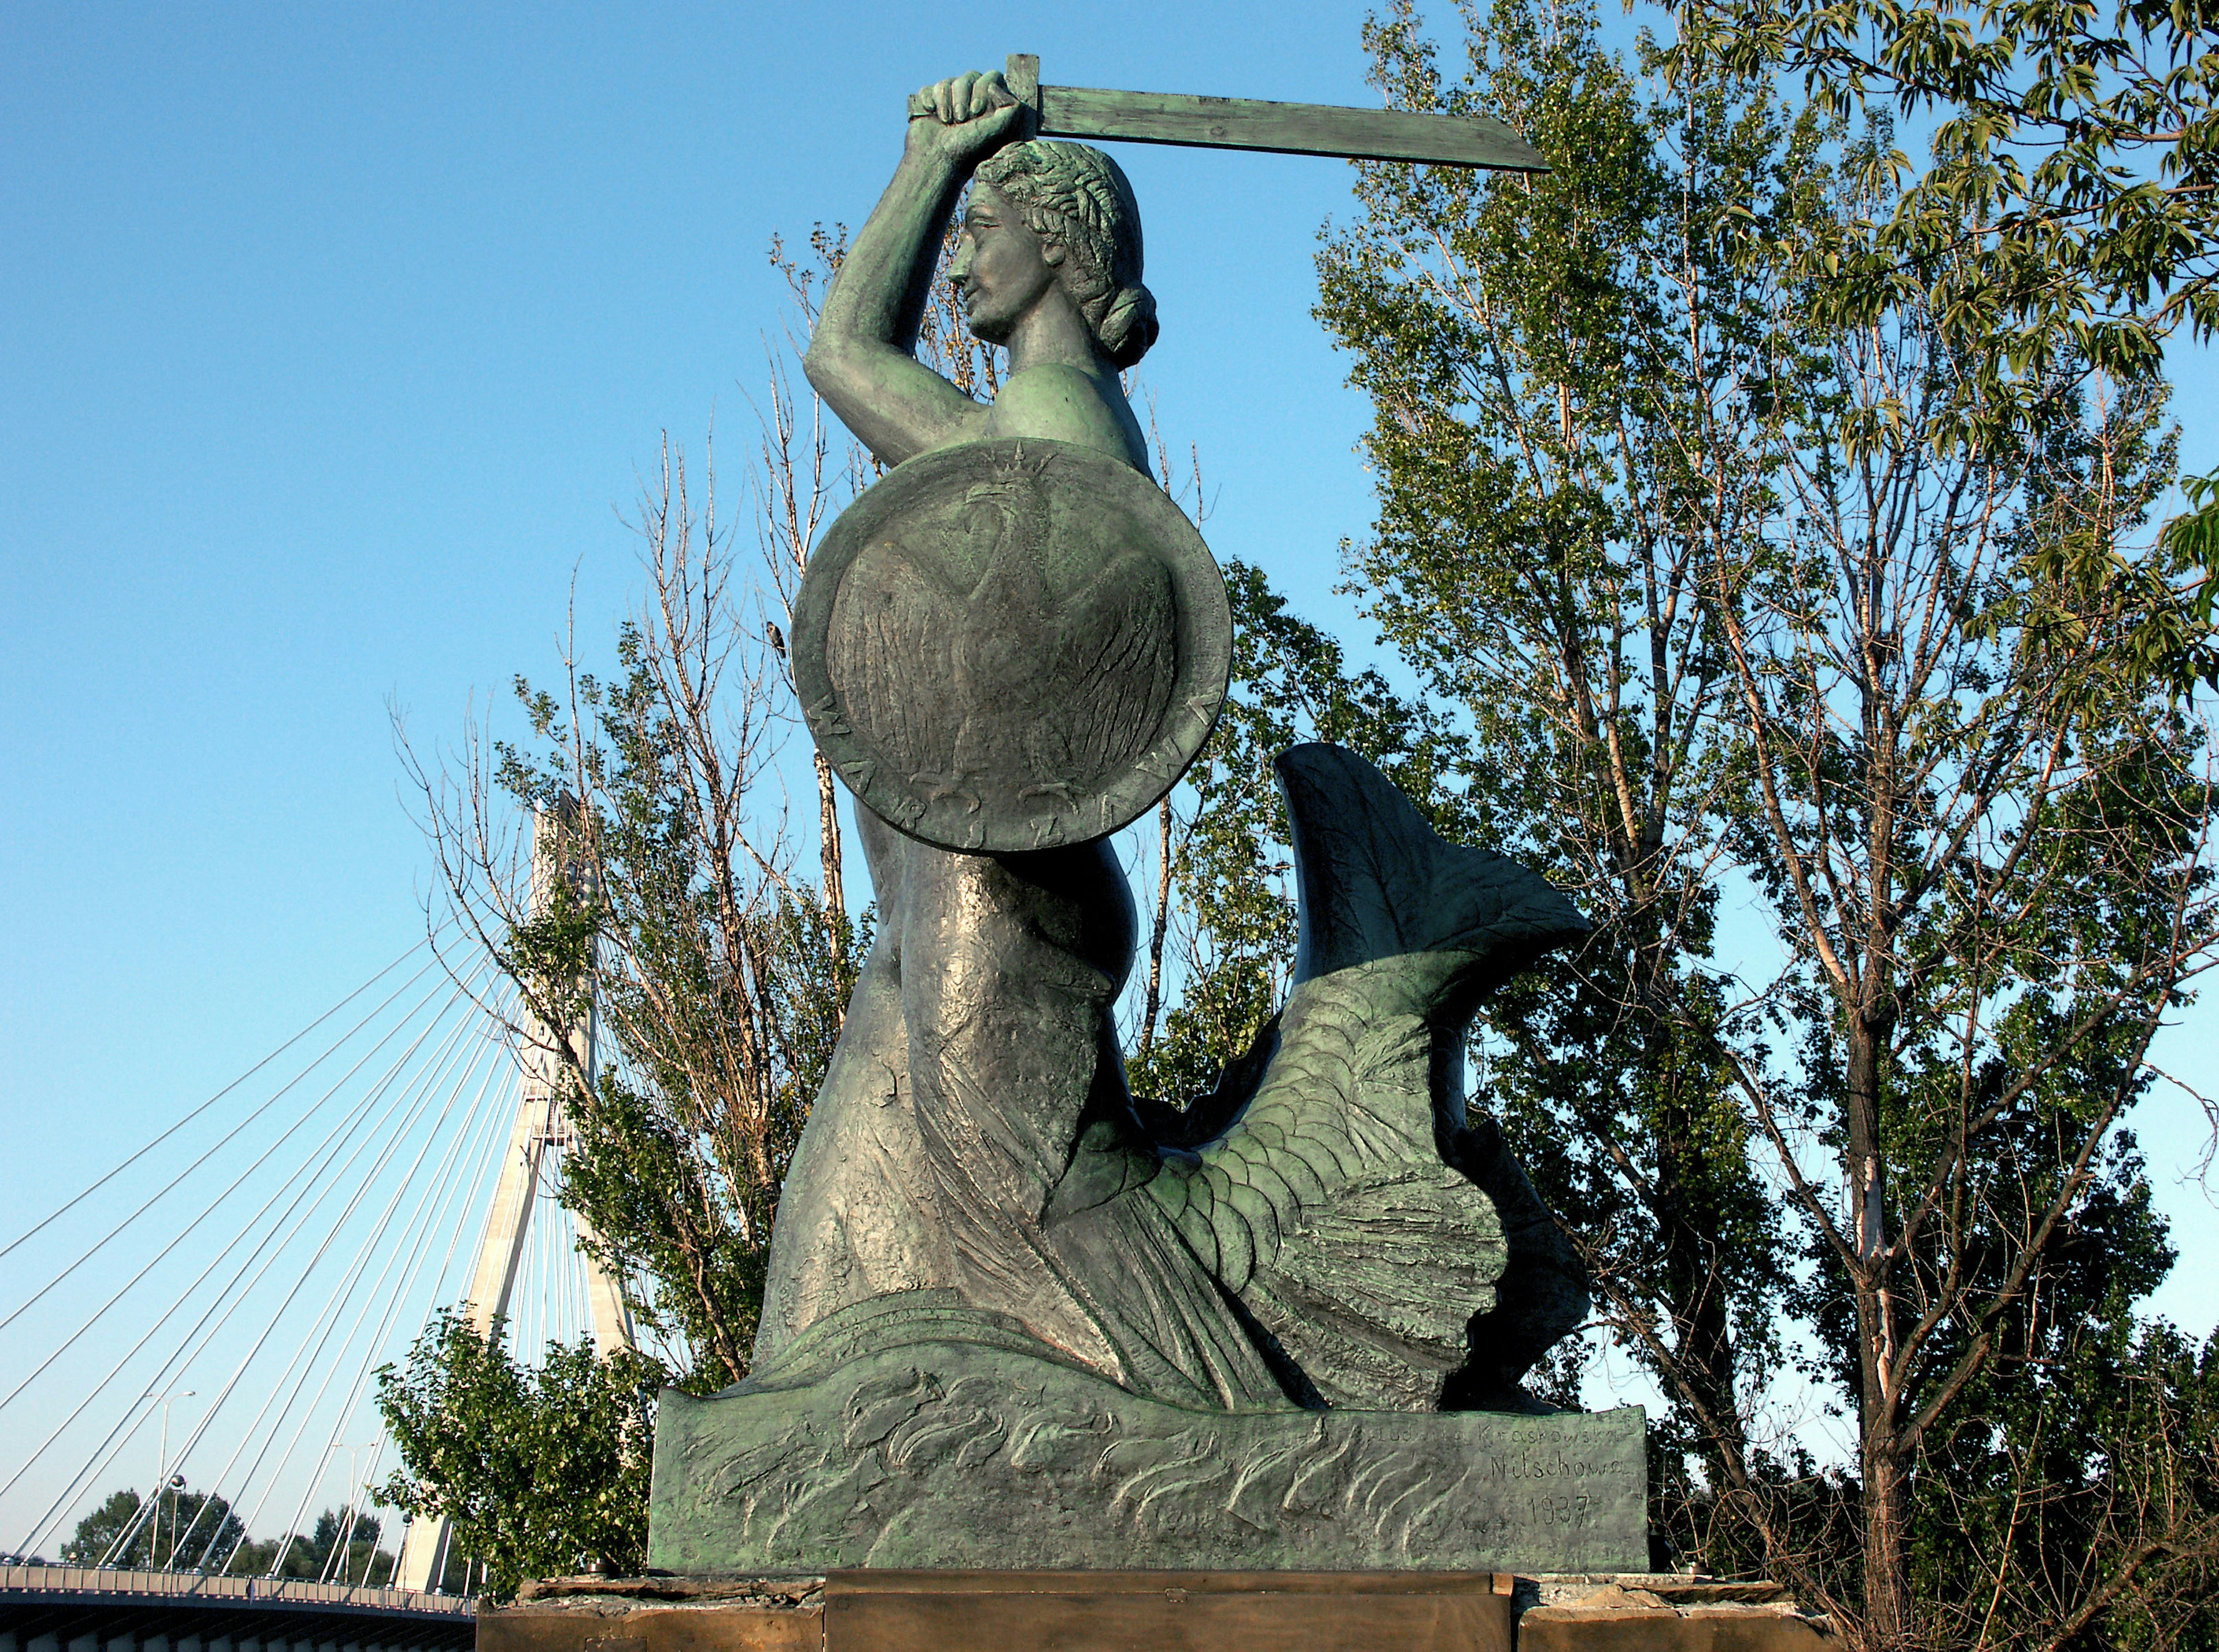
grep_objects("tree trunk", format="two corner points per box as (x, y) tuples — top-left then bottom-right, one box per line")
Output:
(1845, 1006), (1907, 1650)
(1635, 908), (1746, 1475)
(1861, 1434), (1912, 1651)
(1656, 1068), (1743, 1464)
(1137, 797), (1174, 1056)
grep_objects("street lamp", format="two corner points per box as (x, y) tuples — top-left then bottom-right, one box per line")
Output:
(322, 1443), (371, 1586)
(150, 1390), (195, 1570)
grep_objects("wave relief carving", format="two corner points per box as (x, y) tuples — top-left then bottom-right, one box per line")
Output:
(668, 1353), (1647, 1572)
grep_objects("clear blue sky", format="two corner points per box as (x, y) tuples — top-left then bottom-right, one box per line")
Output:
(4, 0), (2214, 1546)
(0, 2), (1390, 1231)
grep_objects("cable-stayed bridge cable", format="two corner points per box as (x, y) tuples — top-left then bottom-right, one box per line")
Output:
(252, 1026), (515, 1578)
(90, 963), (498, 1568)
(0, 949), (450, 1341)
(0, 932), (437, 1269)
(154, 979), (505, 1569)
(8, 916), (622, 1579)
(9, 964), (484, 1553)
(0, 960), (463, 1420)
(187, 984), (508, 1568)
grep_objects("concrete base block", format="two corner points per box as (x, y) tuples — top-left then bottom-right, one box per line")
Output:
(1519, 1580), (1838, 1652)
(480, 1572), (1516, 1652)
(481, 1572), (1837, 1652)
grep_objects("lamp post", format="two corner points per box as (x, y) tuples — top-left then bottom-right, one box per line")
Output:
(324, 1442), (368, 1586)
(151, 1389), (194, 1570)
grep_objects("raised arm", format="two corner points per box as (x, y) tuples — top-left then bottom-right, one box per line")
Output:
(803, 72), (1025, 467)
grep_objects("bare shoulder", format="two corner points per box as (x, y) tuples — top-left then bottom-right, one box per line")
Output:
(983, 365), (1148, 470)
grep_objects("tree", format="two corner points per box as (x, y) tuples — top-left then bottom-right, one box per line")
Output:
(1888, 1156), (2219, 1652)
(229, 1508), (395, 1585)
(62, 1484), (247, 1572)
(1695, 0), (2219, 378)
(1315, 0), (1801, 1524)
(405, 432), (854, 1389)
(381, 235), (1008, 1586)
(1125, 562), (1473, 1122)
(374, 1311), (660, 1600)
(1687, 0), (2219, 674)
(401, 235), (1000, 1396)
(1311, 2), (2219, 1646)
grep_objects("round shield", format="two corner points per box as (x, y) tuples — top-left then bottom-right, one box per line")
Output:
(793, 437), (1231, 853)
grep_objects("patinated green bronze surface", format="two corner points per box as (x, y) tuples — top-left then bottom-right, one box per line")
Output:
(650, 68), (1624, 1575)
(926, 53), (1550, 171)
(792, 437), (1231, 853)
(651, 1341), (1646, 1573)
(692, 743), (1626, 1564)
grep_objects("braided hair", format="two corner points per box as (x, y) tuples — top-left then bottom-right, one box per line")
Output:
(974, 140), (1159, 369)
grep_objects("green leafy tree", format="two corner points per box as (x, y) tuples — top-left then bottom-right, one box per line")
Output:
(1681, 0), (2219, 680)
(1690, 0), (2219, 399)
(229, 1508), (395, 1584)
(1885, 1137), (2219, 1652)
(1126, 560), (1471, 1118)
(1315, 0), (1801, 1517)
(1699, 104), (2209, 1652)
(1312, 3), (2219, 1646)
(62, 1485), (247, 1572)
(405, 426), (857, 1392)
(402, 236), (995, 1397)
(374, 1311), (661, 1600)
(297, 1506), (394, 1586)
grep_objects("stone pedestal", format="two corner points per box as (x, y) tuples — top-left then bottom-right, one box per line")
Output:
(481, 1572), (1513, 1652)
(478, 1576), (823, 1652)
(479, 1573), (1836, 1652)
(1518, 1578), (1838, 1652)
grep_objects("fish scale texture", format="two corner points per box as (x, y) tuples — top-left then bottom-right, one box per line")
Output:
(1149, 953), (1508, 1409)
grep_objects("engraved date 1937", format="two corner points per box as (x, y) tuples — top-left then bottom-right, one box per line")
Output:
(1527, 1492), (1595, 1527)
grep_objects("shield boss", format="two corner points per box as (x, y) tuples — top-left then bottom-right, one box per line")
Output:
(793, 438), (1231, 852)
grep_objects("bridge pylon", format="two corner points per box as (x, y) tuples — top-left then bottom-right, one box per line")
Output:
(394, 802), (634, 1592)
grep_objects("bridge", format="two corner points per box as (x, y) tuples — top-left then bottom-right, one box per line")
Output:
(1, 812), (635, 1638)
(0, 1568), (473, 1652)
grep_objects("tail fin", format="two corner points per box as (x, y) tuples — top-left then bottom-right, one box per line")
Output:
(1147, 744), (1591, 1409)
(1278, 742), (1590, 985)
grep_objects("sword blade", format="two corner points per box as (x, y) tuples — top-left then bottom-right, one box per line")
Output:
(1037, 83), (1546, 172)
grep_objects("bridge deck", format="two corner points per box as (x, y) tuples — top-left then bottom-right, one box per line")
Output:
(0, 1566), (474, 1652)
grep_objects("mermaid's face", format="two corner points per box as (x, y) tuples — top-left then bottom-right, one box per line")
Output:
(951, 185), (1059, 345)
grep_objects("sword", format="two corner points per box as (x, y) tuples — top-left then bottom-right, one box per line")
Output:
(908, 53), (1547, 173)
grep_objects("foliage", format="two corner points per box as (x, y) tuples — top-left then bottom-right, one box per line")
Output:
(374, 1310), (662, 1601)
(1126, 560), (1471, 1116)
(402, 234), (996, 1397)
(61, 1484), (246, 1572)
(1316, 0), (1802, 1508)
(1297, 1), (2219, 1646)
(1893, 1155), (2219, 1652)
(228, 1508), (395, 1585)
(1682, 0), (2219, 691)
(405, 403), (859, 1393)
(58, 1487), (394, 1583)
(1689, 0), (2219, 363)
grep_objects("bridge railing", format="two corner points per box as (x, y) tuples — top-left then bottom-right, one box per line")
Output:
(0, 1564), (475, 1616)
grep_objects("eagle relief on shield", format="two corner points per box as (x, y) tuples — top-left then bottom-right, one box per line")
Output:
(792, 437), (1231, 852)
